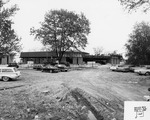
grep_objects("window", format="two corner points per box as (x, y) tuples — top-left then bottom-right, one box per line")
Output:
(2, 69), (13, 72)
(13, 68), (18, 72)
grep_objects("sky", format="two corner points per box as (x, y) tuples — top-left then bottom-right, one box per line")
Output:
(6, 0), (150, 56)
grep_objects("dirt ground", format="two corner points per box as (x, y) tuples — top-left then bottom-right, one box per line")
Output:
(0, 65), (150, 120)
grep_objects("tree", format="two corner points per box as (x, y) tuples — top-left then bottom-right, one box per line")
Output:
(0, 0), (21, 56)
(30, 9), (90, 62)
(125, 21), (150, 65)
(118, 0), (150, 12)
(40, 45), (52, 51)
(93, 46), (103, 56)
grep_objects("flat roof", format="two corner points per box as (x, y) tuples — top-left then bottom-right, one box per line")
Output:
(20, 51), (89, 58)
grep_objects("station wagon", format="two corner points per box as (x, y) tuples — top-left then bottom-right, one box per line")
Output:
(0, 67), (21, 81)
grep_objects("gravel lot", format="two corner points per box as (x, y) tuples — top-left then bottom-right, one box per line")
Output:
(0, 65), (150, 120)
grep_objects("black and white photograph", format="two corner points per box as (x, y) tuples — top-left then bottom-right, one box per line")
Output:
(1, 0), (150, 120)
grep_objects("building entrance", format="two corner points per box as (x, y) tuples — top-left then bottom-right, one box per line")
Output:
(66, 57), (73, 64)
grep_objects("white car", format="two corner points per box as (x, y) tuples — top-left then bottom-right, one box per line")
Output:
(109, 65), (131, 72)
(0, 67), (21, 81)
(134, 67), (150, 75)
(109, 65), (118, 71)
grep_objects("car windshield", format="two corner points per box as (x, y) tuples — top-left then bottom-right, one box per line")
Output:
(46, 64), (53, 67)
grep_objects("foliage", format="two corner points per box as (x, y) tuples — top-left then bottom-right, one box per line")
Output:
(93, 46), (103, 56)
(30, 9), (90, 62)
(125, 21), (150, 65)
(0, 0), (21, 56)
(40, 45), (52, 51)
(118, 0), (150, 12)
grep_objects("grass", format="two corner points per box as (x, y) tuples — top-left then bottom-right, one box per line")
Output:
(0, 87), (91, 120)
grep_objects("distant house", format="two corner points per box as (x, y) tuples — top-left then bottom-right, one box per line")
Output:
(20, 51), (89, 64)
(0, 53), (14, 64)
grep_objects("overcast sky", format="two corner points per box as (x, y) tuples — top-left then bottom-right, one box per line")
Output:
(7, 0), (150, 55)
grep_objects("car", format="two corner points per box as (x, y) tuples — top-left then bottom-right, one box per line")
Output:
(115, 65), (131, 72)
(134, 67), (150, 75)
(0, 67), (21, 81)
(41, 64), (59, 73)
(33, 64), (43, 70)
(8, 63), (19, 68)
(110, 65), (132, 72)
(128, 65), (135, 72)
(33, 64), (38, 69)
(134, 68), (143, 74)
(55, 64), (70, 72)
(109, 65), (118, 71)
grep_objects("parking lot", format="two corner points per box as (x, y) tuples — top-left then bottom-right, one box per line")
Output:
(0, 65), (150, 119)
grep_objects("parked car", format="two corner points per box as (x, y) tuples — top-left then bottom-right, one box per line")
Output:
(134, 67), (150, 75)
(41, 64), (59, 73)
(109, 65), (118, 71)
(33, 64), (43, 70)
(110, 65), (132, 72)
(0, 67), (21, 81)
(8, 63), (19, 68)
(116, 65), (131, 72)
(55, 64), (69, 72)
(134, 68), (145, 74)
(33, 64), (38, 69)
(128, 65), (135, 72)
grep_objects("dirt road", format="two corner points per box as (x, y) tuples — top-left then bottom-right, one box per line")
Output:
(0, 65), (150, 120)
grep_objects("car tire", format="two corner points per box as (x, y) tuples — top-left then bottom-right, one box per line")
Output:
(2, 76), (10, 82)
(145, 72), (150, 76)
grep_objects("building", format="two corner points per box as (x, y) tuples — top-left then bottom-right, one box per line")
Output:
(83, 54), (123, 65)
(0, 53), (14, 64)
(110, 54), (123, 65)
(83, 55), (110, 64)
(20, 51), (89, 64)
(20, 51), (123, 65)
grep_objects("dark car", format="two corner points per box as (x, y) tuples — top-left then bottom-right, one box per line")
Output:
(55, 64), (69, 72)
(33, 64), (43, 70)
(8, 63), (19, 68)
(41, 64), (59, 73)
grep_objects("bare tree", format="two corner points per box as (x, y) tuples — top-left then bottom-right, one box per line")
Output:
(93, 46), (103, 56)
